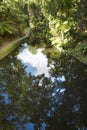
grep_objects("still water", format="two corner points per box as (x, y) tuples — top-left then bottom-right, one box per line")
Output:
(0, 42), (87, 130)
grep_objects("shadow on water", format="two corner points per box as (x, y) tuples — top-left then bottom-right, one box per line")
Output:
(0, 43), (87, 130)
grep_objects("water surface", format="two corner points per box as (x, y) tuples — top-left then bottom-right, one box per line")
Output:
(0, 43), (87, 130)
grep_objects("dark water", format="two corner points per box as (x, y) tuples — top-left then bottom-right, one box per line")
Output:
(0, 43), (87, 130)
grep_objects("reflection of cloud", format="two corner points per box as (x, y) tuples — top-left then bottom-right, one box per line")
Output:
(17, 47), (49, 77)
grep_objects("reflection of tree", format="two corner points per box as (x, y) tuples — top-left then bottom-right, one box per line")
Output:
(0, 52), (87, 130)
(48, 55), (87, 129)
(0, 55), (57, 129)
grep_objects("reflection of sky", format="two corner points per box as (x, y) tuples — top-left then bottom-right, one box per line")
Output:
(51, 75), (66, 83)
(24, 123), (46, 130)
(17, 47), (49, 77)
(24, 123), (34, 130)
(56, 75), (66, 82)
(0, 93), (11, 104)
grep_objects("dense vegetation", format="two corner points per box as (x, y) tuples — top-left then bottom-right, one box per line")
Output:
(0, 0), (28, 39)
(0, 0), (87, 64)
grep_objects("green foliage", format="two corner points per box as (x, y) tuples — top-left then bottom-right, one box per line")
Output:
(47, 16), (77, 49)
(0, 21), (17, 35)
(71, 43), (87, 64)
(39, 0), (87, 65)
(0, 0), (28, 37)
(44, 0), (79, 17)
(75, 43), (87, 55)
(40, 0), (79, 49)
(28, 2), (51, 45)
(0, 0), (87, 66)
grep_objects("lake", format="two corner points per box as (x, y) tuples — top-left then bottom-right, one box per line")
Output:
(0, 42), (87, 130)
